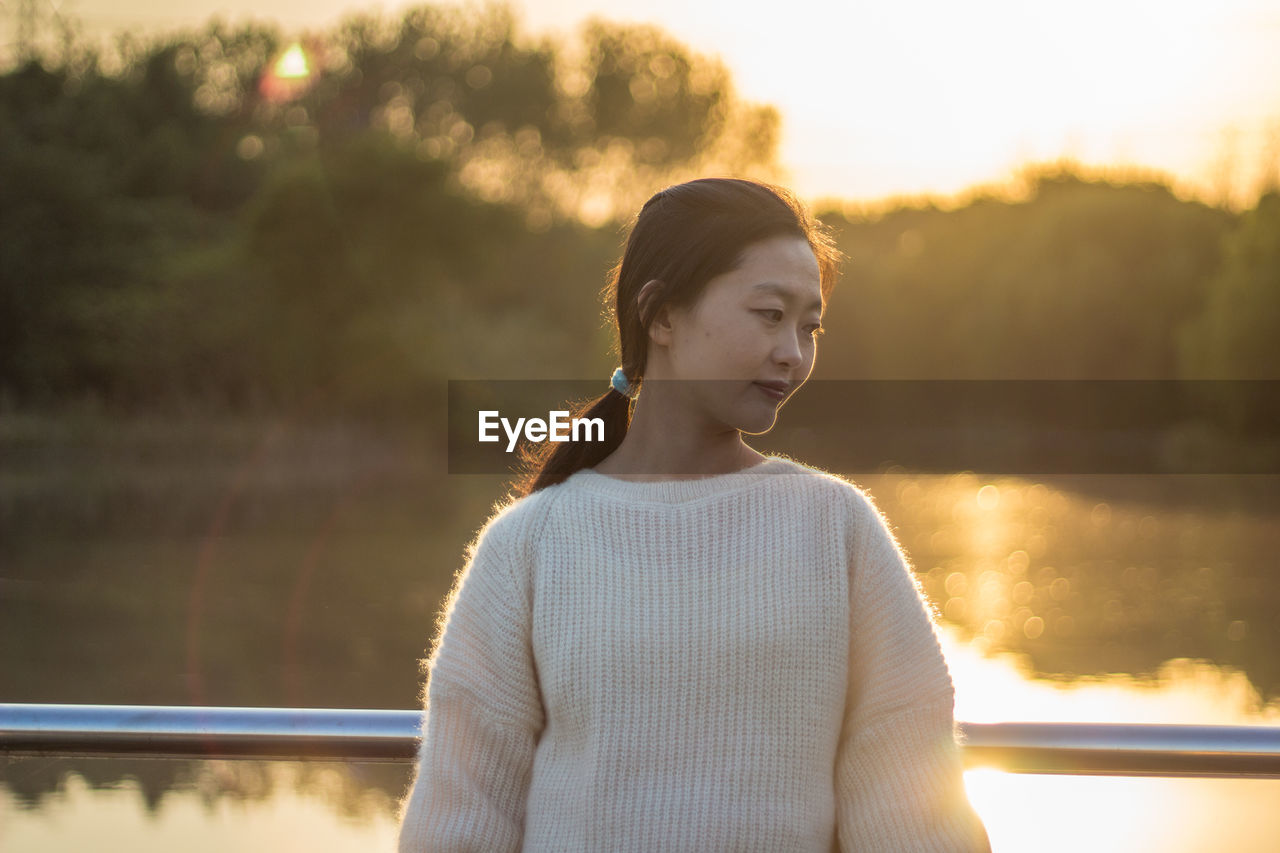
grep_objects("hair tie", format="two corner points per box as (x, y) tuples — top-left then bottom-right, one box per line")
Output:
(610, 366), (637, 398)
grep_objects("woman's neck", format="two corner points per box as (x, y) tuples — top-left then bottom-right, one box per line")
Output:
(593, 423), (764, 480)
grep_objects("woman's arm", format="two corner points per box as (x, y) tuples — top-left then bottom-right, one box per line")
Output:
(398, 512), (545, 853)
(834, 492), (992, 852)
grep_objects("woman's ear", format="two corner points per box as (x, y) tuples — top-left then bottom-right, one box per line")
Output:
(637, 279), (674, 347)
(648, 308), (674, 347)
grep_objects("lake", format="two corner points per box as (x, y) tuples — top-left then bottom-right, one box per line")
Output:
(3, 412), (1278, 850)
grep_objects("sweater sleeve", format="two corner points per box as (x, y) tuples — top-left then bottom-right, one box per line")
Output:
(397, 510), (545, 853)
(834, 491), (991, 852)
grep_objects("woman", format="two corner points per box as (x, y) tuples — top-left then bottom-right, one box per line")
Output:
(398, 178), (992, 851)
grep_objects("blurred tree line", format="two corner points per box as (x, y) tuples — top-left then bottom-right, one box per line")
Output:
(820, 169), (1280, 380)
(1, 0), (1277, 419)
(812, 169), (1279, 433)
(0, 1), (782, 414)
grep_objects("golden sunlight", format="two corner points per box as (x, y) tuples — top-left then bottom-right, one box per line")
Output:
(873, 468), (1280, 848)
(259, 42), (317, 104)
(608, 0), (1280, 205)
(34, 0), (1280, 205)
(940, 623), (1280, 851)
(274, 43), (310, 80)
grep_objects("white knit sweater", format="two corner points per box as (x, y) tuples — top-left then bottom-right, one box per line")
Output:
(398, 456), (991, 852)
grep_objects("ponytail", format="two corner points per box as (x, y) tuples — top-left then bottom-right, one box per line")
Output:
(508, 385), (634, 497)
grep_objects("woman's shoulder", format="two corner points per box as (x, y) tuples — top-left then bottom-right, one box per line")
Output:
(766, 454), (879, 516)
(467, 477), (570, 552)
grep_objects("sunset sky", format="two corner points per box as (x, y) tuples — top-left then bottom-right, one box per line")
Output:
(12, 0), (1280, 209)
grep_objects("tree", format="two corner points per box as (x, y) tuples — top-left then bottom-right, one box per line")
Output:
(817, 165), (1231, 380)
(1176, 190), (1280, 432)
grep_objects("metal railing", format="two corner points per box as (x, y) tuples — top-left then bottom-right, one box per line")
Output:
(3, 703), (1280, 778)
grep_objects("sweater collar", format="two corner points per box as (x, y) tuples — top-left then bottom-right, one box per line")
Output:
(565, 456), (797, 503)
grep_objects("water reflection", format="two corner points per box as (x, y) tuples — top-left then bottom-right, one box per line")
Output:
(946, 622), (1280, 851)
(967, 773), (1280, 852)
(4, 416), (1279, 848)
(0, 759), (407, 851)
(871, 470), (1280, 706)
(945, 624), (1280, 726)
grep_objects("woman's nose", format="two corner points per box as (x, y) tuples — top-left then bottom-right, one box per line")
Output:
(774, 328), (803, 366)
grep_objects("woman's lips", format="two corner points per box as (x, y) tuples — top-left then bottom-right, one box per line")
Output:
(754, 382), (786, 402)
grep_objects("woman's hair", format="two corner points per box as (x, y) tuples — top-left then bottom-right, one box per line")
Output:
(508, 177), (844, 498)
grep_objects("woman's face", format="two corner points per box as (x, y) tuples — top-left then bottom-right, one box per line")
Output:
(649, 233), (824, 435)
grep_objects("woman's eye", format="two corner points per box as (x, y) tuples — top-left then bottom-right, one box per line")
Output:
(755, 309), (784, 323)
(807, 325), (825, 338)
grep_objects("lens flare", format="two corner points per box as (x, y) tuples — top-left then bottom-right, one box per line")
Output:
(276, 44), (310, 79)
(259, 41), (318, 104)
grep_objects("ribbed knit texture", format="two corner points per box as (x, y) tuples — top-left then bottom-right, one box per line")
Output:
(397, 456), (992, 852)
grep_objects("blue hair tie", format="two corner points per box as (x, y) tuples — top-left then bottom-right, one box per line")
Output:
(610, 366), (636, 398)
